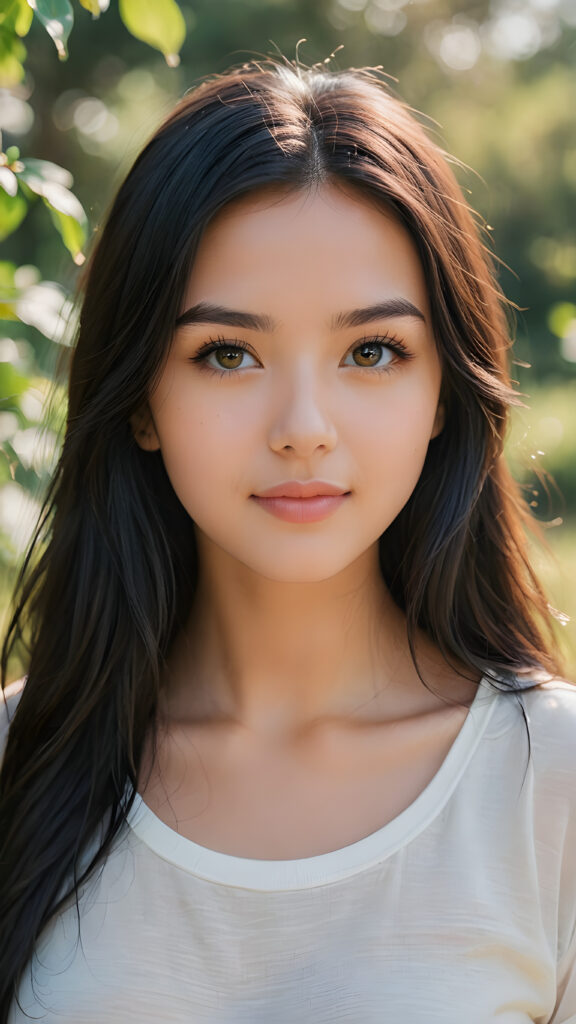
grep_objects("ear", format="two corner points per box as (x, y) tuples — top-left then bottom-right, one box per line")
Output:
(430, 400), (445, 440)
(130, 405), (161, 452)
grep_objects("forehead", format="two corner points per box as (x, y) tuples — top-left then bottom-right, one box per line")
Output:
(184, 183), (430, 321)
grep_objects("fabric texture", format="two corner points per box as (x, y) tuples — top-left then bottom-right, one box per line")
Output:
(2, 676), (576, 1023)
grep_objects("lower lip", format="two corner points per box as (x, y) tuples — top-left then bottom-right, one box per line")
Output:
(251, 494), (349, 523)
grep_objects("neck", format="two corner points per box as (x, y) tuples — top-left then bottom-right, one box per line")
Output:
(160, 538), (470, 740)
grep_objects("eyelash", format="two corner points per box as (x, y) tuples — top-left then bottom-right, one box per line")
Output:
(189, 333), (414, 378)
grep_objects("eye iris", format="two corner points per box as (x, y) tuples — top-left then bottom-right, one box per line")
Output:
(354, 342), (383, 367)
(216, 348), (243, 369)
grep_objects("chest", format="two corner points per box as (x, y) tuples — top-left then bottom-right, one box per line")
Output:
(19, 808), (554, 1024)
(139, 704), (469, 859)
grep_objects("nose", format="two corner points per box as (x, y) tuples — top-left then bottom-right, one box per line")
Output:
(267, 368), (338, 457)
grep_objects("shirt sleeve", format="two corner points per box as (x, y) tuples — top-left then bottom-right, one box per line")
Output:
(549, 928), (576, 1024)
(527, 683), (576, 1024)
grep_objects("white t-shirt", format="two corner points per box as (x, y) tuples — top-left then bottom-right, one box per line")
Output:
(2, 676), (576, 1023)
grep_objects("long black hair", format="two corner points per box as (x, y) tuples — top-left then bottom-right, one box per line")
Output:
(0, 57), (563, 1016)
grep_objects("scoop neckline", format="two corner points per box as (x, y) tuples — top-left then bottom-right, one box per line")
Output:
(126, 676), (500, 891)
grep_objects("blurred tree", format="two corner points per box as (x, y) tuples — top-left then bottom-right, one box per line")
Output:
(0, 0), (188, 577)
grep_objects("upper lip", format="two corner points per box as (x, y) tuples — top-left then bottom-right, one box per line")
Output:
(254, 481), (350, 499)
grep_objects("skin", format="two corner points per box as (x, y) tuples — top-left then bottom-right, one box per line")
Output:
(133, 183), (479, 855)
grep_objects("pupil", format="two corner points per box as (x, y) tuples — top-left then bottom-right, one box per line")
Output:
(218, 349), (242, 368)
(357, 343), (380, 365)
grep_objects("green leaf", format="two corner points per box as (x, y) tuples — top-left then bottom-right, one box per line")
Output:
(78, 0), (100, 15)
(0, 0), (25, 31)
(0, 0), (32, 35)
(548, 303), (576, 338)
(0, 261), (16, 290)
(14, 0), (33, 36)
(0, 25), (26, 85)
(0, 362), (28, 401)
(0, 259), (18, 314)
(16, 161), (87, 258)
(0, 187), (27, 240)
(118, 0), (185, 66)
(45, 201), (86, 261)
(27, 0), (74, 60)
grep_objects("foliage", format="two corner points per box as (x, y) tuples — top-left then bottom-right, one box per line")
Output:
(508, 385), (576, 677)
(0, 150), (86, 259)
(0, 0), (187, 579)
(0, 0), (186, 70)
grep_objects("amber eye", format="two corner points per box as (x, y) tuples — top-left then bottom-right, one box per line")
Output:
(351, 342), (391, 368)
(215, 347), (245, 369)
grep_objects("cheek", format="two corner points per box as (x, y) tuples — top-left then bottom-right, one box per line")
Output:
(352, 378), (439, 456)
(350, 381), (439, 509)
(150, 390), (251, 516)
(363, 430), (430, 513)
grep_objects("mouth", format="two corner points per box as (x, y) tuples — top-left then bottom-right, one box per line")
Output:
(250, 489), (350, 524)
(253, 481), (350, 499)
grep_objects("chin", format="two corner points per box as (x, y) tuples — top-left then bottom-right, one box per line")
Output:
(236, 550), (367, 584)
(196, 529), (378, 583)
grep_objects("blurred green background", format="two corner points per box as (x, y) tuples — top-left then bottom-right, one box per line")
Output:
(0, 0), (575, 681)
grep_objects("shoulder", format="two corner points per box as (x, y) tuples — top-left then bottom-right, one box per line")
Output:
(513, 678), (576, 786)
(517, 678), (576, 735)
(514, 681), (576, 965)
(0, 677), (26, 764)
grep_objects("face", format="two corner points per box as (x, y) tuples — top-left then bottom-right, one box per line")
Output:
(134, 184), (444, 583)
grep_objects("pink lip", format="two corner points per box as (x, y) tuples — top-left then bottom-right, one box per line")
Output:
(251, 481), (351, 524)
(254, 480), (349, 499)
(251, 495), (349, 524)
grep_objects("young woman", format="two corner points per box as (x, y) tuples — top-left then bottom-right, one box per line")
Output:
(1, 58), (574, 1023)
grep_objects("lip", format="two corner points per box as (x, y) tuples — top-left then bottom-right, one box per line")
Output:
(254, 480), (349, 499)
(251, 488), (350, 524)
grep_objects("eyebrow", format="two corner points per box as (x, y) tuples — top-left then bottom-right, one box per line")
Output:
(333, 299), (426, 330)
(175, 298), (426, 332)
